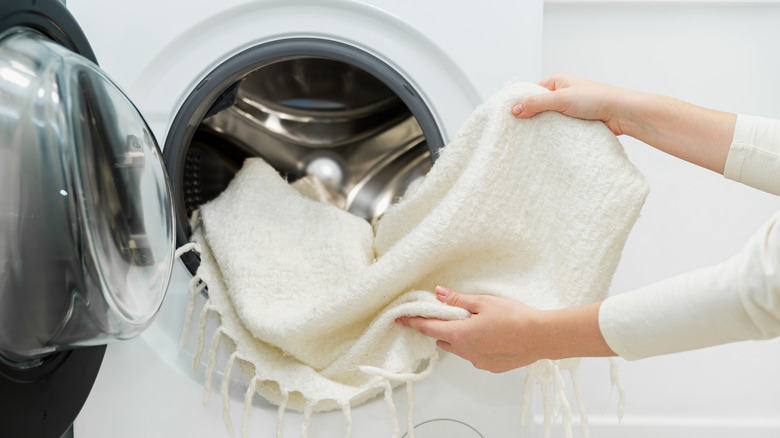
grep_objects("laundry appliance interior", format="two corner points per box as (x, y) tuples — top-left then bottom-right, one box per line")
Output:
(1, 0), (545, 436)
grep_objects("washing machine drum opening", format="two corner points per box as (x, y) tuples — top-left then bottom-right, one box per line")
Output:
(167, 40), (443, 273)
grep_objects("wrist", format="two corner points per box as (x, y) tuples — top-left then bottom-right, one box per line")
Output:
(534, 302), (615, 361)
(609, 88), (653, 139)
(611, 90), (736, 173)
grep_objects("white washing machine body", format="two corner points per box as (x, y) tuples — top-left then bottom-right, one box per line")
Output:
(68, 1), (545, 436)
(69, 0), (542, 145)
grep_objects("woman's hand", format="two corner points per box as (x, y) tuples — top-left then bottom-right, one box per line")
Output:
(511, 74), (631, 136)
(511, 74), (736, 174)
(396, 286), (544, 372)
(395, 286), (615, 373)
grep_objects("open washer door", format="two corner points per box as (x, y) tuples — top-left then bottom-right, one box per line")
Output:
(0, 1), (175, 437)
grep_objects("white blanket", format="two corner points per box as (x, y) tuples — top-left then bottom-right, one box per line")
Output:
(179, 82), (649, 437)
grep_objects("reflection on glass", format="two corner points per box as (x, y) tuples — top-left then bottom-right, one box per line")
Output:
(0, 27), (174, 366)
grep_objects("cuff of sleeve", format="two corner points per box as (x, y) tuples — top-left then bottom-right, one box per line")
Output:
(724, 114), (780, 196)
(599, 296), (643, 361)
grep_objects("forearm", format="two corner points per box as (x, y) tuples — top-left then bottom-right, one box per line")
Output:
(534, 302), (616, 361)
(617, 91), (736, 174)
(515, 75), (738, 174)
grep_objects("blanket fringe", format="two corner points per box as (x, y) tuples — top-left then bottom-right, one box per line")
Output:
(277, 388), (290, 438)
(242, 376), (259, 438)
(181, 276), (207, 348)
(339, 400), (352, 438)
(203, 328), (224, 404)
(521, 359), (598, 438)
(569, 367), (590, 438)
(175, 242), (205, 349)
(222, 352), (239, 437)
(176, 237), (623, 438)
(358, 355), (437, 438)
(382, 380), (400, 438)
(539, 363), (553, 438)
(301, 400), (315, 438)
(174, 241), (201, 259)
(405, 381), (415, 438)
(609, 357), (626, 419)
(520, 366), (534, 429)
(178, 281), (621, 438)
(357, 354), (437, 382)
(552, 361), (573, 438)
(193, 303), (212, 372)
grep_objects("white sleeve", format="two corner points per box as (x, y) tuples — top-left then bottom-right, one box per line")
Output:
(599, 211), (780, 360)
(723, 113), (780, 196)
(599, 114), (780, 360)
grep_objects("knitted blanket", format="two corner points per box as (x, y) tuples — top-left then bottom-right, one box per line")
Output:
(177, 82), (649, 437)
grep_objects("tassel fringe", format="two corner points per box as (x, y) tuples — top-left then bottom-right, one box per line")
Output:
(339, 400), (352, 438)
(180, 276), (207, 348)
(203, 328), (223, 404)
(301, 401), (314, 438)
(520, 359), (614, 438)
(569, 367), (590, 438)
(174, 242), (201, 259)
(552, 361), (573, 438)
(357, 355), (437, 438)
(520, 366), (534, 428)
(243, 376), (258, 438)
(382, 381), (400, 438)
(222, 353), (238, 437)
(177, 243), (205, 349)
(178, 238), (624, 438)
(277, 388), (290, 438)
(405, 381), (415, 438)
(193, 303), (212, 373)
(609, 357), (626, 420)
(540, 364), (552, 438)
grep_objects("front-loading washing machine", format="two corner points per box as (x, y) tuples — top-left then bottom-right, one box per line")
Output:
(2, 0), (548, 436)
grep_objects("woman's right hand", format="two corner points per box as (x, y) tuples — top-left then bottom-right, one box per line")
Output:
(511, 74), (633, 136)
(511, 74), (736, 174)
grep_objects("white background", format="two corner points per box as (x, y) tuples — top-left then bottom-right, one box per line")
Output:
(542, 2), (780, 436)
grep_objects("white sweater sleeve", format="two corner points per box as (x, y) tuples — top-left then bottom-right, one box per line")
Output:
(599, 114), (780, 360)
(724, 114), (780, 195)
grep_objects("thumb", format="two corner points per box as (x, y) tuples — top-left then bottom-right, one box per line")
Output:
(436, 285), (481, 313)
(511, 92), (566, 119)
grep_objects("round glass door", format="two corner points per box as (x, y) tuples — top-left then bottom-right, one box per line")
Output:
(0, 26), (174, 366)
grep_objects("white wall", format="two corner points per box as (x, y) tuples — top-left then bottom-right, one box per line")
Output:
(541, 2), (780, 436)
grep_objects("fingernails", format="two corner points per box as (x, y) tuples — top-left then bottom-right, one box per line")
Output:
(511, 103), (523, 116)
(435, 285), (450, 298)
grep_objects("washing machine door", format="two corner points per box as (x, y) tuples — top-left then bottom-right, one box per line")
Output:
(0, 1), (175, 437)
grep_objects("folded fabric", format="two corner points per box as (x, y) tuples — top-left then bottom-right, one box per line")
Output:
(178, 81), (649, 437)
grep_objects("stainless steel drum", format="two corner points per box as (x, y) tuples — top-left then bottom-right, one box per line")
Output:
(175, 54), (437, 236)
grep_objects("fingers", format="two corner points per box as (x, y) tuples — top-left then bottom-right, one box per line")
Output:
(513, 89), (574, 119)
(435, 339), (457, 355)
(395, 316), (462, 344)
(435, 285), (483, 313)
(511, 74), (574, 118)
(511, 95), (550, 118)
(396, 318), (471, 363)
(394, 286), (478, 342)
(537, 73), (573, 91)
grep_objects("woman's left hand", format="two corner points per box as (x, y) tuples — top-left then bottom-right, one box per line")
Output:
(395, 286), (544, 373)
(395, 285), (615, 373)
